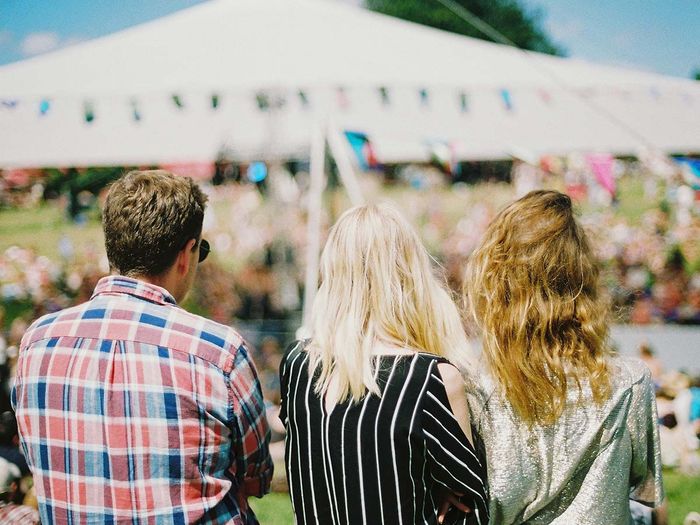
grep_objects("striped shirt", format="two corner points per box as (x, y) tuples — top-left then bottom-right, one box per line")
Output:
(279, 342), (489, 525)
(12, 276), (272, 525)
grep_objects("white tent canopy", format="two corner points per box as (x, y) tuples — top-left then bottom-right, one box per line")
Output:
(1, 0), (699, 167)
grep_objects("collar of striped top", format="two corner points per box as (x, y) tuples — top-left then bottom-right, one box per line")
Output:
(91, 275), (178, 306)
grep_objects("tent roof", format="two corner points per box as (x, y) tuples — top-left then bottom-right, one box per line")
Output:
(1, 0), (699, 167)
(1, 0), (695, 97)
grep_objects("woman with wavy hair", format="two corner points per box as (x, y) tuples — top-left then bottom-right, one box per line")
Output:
(280, 203), (489, 524)
(463, 190), (664, 524)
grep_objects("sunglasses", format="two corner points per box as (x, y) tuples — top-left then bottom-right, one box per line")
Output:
(197, 238), (210, 263)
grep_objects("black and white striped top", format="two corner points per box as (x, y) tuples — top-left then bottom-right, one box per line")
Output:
(279, 341), (489, 525)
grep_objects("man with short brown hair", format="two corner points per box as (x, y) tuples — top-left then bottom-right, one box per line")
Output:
(13, 170), (272, 524)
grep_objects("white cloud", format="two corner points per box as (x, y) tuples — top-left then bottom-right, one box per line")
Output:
(20, 32), (61, 56)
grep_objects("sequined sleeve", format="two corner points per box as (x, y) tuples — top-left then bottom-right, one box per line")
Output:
(628, 366), (664, 506)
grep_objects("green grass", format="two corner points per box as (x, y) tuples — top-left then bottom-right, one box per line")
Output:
(249, 492), (294, 524)
(251, 470), (700, 525)
(0, 203), (104, 259)
(615, 176), (658, 224)
(665, 469), (700, 524)
(576, 174), (660, 226)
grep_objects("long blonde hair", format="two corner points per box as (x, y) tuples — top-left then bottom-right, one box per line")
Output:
(308, 203), (472, 403)
(464, 190), (611, 426)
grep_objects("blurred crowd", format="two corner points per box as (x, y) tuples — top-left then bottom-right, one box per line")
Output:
(0, 163), (699, 517)
(640, 344), (700, 476)
(2, 168), (700, 396)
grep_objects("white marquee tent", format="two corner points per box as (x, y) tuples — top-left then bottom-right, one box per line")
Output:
(1, 0), (700, 168)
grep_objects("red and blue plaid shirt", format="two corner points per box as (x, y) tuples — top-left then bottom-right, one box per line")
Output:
(12, 276), (272, 524)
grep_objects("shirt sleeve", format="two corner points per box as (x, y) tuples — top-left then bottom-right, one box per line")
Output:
(628, 366), (664, 506)
(422, 362), (490, 524)
(278, 340), (305, 426)
(227, 341), (274, 499)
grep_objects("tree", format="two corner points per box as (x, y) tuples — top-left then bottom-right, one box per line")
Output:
(365, 0), (565, 56)
(694, 69), (700, 81)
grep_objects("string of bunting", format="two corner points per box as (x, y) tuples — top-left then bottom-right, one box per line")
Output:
(0, 85), (694, 124)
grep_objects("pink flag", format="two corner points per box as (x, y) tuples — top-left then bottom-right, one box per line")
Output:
(586, 153), (615, 195)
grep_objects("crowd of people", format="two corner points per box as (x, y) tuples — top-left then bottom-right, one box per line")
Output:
(0, 167), (698, 523)
(647, 343), (700, 477)
(3, 169), (699, 332)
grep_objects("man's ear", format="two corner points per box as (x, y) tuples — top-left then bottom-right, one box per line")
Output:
(176, 238), (197, 275)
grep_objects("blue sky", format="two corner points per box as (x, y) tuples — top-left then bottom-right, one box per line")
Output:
(526, 0), (700, 78)
(1, 0), (698, 79)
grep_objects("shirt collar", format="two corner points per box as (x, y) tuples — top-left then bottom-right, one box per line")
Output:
(92, 275), (178, 306)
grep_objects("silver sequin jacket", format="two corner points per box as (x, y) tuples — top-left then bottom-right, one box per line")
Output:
(467, 356), (664, 525)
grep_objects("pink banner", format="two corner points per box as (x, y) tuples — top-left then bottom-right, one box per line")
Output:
(586, 153), (615, 195)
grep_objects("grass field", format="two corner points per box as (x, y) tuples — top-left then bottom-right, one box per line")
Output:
(251, 469), (700, 524)
(0, 202), (104, 259)
(249, 493), (294, 524)
(665, 469), (700, 524)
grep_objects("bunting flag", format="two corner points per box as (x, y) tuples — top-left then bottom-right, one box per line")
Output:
(344, 130), (378, 170)
(39, 99), (51, 116)
(459, 91), (469, 113)
(379, 86), (390, 106)
(83, 101), (95, 123)
(1, 83), (604, 125)
(255, 91), (286, 111)
(130, 99), (142, 122)
(426, 139), (456, 175)
(586, 153), (616, 196)
(256, 91), (270, 111)
(298, 89), (310, 108)
(419, 88), (429, 107)
(675, 157), (700, 189)
(172, 94), (184, 109)
(500, 88), (513, 111)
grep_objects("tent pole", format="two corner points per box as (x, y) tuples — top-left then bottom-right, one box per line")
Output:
(326, 121), (364, 206)
(300, 119), (326, 335)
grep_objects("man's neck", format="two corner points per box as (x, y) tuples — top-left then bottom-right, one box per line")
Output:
(127, 272), (180, 302)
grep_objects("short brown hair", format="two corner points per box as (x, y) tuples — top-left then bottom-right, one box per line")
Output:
(103, 170), (207, 277)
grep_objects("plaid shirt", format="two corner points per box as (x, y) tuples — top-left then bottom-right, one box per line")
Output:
(0, 504), (40, 525)
(12, 276), (272, 525)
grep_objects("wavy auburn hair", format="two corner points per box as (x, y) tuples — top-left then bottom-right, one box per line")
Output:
(464, 190), (611, 426)
(308, 203), (473, 403)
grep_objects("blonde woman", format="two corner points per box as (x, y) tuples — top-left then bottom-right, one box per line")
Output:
(463, 190), (664, 524)
(280, 204), (489, 524)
